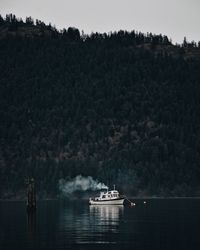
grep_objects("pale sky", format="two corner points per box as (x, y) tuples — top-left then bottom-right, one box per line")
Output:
(1, 0), (199, 43)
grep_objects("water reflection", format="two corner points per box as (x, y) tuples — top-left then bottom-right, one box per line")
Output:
(27, 211), (36, 234)
(58, 202), (124, 245)
(89, 205), (124, 226)
(88, 205), (124, 244)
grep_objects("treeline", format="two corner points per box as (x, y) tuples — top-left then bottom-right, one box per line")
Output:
(0, 14), (200, 198)
(1, 13), (200, 48)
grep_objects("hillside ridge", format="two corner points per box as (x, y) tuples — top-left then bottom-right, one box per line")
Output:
(0, 14), (200, 198)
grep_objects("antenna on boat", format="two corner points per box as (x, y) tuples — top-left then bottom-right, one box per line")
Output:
(106, 181), (109, 192)
(113, 184), (115, 190)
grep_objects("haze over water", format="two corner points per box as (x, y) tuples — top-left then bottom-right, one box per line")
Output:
(0, 199), (200, 250)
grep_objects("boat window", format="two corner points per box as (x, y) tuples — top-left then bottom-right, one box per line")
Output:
(102, 195), (105, 198)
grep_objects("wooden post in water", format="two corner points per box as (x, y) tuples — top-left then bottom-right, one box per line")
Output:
(26, 178), (36, 212)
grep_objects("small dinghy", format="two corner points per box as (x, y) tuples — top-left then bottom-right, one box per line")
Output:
(89, 186), (125, 205)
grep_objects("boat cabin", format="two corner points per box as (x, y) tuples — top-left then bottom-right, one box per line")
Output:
(94, 190), (120, 201)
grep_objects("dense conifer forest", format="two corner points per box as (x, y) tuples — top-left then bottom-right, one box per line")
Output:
(1, 14), (200, 198)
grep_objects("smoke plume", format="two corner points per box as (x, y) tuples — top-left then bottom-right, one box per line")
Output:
(59, 175), (108, 196)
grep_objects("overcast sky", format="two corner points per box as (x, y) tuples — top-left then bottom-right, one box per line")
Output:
(1, 0), (199, 43)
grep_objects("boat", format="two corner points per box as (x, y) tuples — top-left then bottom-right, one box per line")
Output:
(89, 186), (125, 205)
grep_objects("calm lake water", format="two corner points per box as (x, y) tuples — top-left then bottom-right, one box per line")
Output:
(0, 199), (200, 250)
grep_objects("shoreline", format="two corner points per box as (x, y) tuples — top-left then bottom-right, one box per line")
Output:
(1, 196), (200, 201)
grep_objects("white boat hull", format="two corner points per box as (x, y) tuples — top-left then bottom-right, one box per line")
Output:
(89, 198), (124, 205)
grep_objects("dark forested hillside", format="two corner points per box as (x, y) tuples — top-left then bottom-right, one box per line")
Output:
(1, 14), (200, 198)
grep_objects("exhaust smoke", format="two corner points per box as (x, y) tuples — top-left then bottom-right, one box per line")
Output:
(59, 175), (108, 197)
